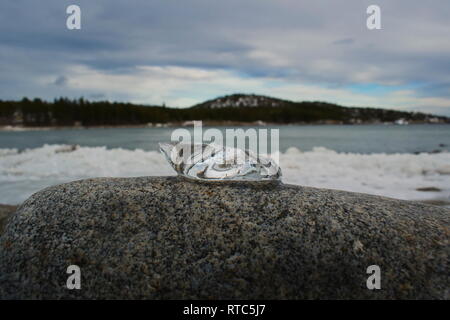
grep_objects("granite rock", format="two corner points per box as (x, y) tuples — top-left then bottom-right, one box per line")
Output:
(0, 205), (17, 235)
(0, 177), (448, 299)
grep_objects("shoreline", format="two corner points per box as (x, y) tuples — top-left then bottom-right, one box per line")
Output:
(1, 121), (449, 131)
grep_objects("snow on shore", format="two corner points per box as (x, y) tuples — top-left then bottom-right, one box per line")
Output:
(0, 144), (449, 205)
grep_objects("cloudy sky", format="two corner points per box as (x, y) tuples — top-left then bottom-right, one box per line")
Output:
(1, 0), (450, 115)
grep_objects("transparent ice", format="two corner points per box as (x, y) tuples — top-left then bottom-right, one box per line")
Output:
(159, 142), (282, 182)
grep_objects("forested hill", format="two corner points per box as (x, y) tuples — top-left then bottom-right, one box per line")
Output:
(0, 94), (448, 127)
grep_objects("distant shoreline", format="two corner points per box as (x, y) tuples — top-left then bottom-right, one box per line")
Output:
(1, 121), (448, 131)
(1, 94), (448, 129)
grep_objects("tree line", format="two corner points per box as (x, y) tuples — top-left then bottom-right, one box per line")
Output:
(0, 97), (446, 127)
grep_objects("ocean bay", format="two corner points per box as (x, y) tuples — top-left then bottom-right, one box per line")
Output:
(1, 124), (449, 154)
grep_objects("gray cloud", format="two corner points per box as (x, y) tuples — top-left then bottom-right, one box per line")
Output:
(0, 0), (449, 114)
(88, 93), (106, 100)
(53, 76), (68, 86)
(332, 38), (355, 46)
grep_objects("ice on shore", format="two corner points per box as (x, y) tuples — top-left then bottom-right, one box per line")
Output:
(0, 144), (449, 205)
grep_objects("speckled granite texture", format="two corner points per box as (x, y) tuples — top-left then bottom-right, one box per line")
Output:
(0, 205), (17, 235)
(0, 176), (448, 299)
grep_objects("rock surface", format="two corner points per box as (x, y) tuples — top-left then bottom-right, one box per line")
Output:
(0, 177), (448, 299)
(0, 205), (17, 235)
